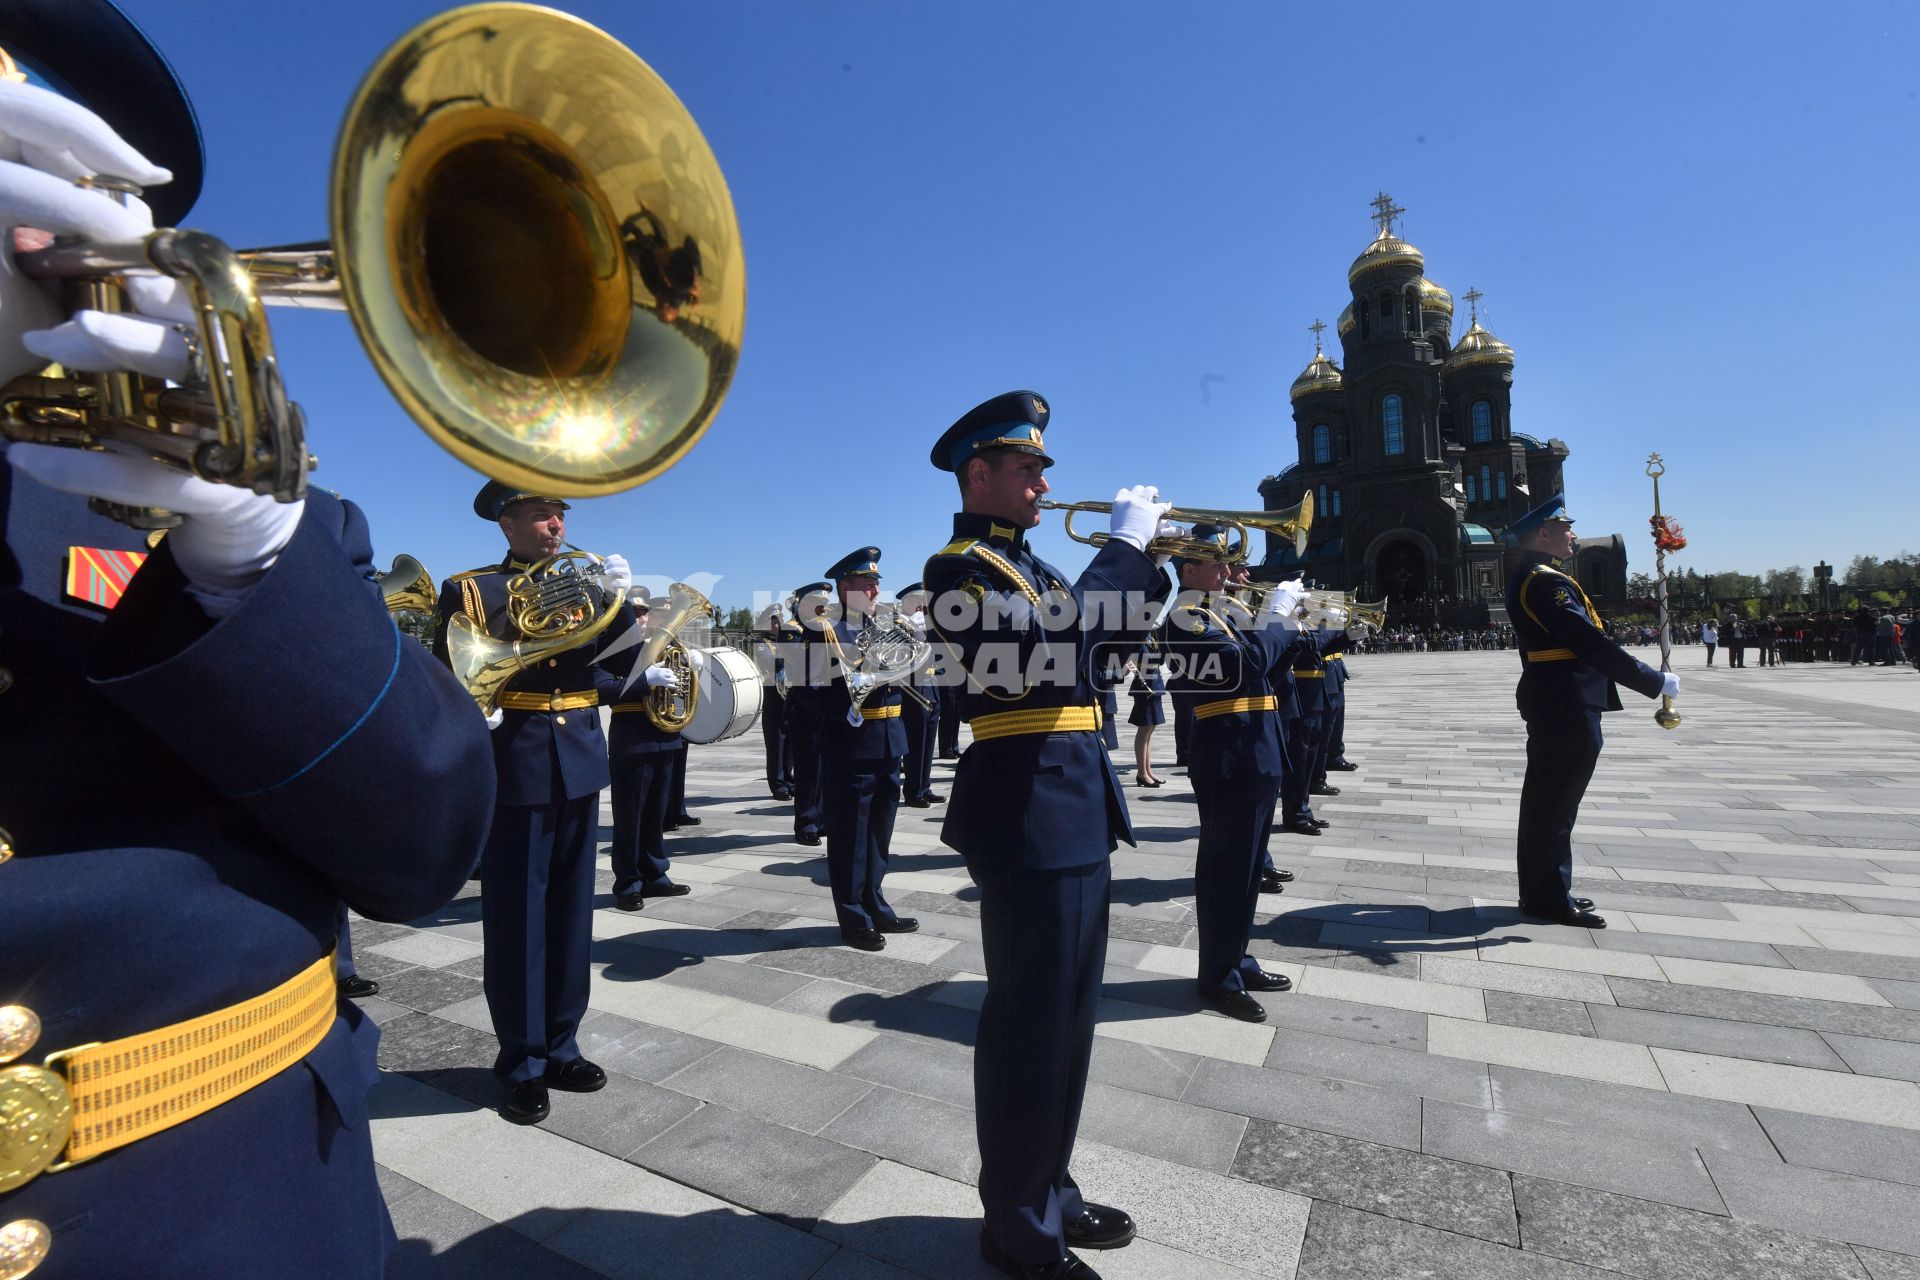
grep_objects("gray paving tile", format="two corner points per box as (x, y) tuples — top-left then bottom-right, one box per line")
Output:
(1258, 990), (1430, 1049)
(1486, 1066), (1778, 1158)
(1233, 1117), (1519, 1245)
(384, 1187), (602, 1280)
(1185, 1056), (1423, 1150)
(377, 1163), (427, 1209)
(376, 1012), (500, 1074)
(1421, 953), (1615, 1003)
(1754, 1108), (1920, 1187)
(1293, 1199), (1607, 1279)
(1586, 1004), (1849, 1069)
(1423, 1098), (1724, 1212)
(658, 1045), (875, 1134)
(1086, 1034), (1201, 1101)
(1484, 992), (1597, 1037)
(536, 1071), (702, 1159)
(837, 1033), (976, 1109)
(1823, 1033), (1920, 1082)
(1607, 976), (1920, 1044)
(1872, 979), (1920, 1011)
(632, 1103), (877, 1228)
(1077, 1081), (1248, 1173)
(806, 1249), (928, 1280)
(820, 1085), (981, 1183)
(1779, 946), (1920, 983)
(754, 945), (952, 995)
(1511, 1174), (1871, 1280)
(1701, 1148), (1920, 1257)
(1263, 1026), (1494, 1106)
(1594, 931), (1792, 967)
(626, 895), (750, 928)
(378, 966), (487, 1015)
(352, 992), (418, 1027)
(351, 947), (424, 981)
(1857, 1247), (1920, 1280)
(541, 1196), (836, 1280)
(572, 1010), (723, 1083)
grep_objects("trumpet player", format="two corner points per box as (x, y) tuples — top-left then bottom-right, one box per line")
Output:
(811, 547), (918, 951)
(1166, 533), (1310, 1023)
(924, 390), (1173, 1280)
(433, 481), (637, 1125)
(0, 14), (493, 1274)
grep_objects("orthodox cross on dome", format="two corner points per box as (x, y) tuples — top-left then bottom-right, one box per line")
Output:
(1369, 191), (1405, 237)
(1462, 287), (1484, 324)
(1308, 318), (1327, 354)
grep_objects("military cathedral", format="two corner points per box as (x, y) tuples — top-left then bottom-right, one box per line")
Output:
(1255, 195), (1626, 624)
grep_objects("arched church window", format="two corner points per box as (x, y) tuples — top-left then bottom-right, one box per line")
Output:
(1497, 470), (1508, 498)
(1466, 475), (1478, 502)
(1379, 292), (1396, 333)
(1312, 424), (1331, 465)
(1405, 289), (1418, 331)
(1332, 489), (1343, 516)
(1381, 395), (1404, 456)
(1480, 464), (1492, 496)
(1471, 400), (1492, 443)
(1318, 484), (1329, 515)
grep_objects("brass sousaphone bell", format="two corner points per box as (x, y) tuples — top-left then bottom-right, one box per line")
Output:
(6, 3), (746, 505)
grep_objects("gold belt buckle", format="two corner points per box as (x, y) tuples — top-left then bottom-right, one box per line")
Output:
(0, 1052), (90, 1195)
(549, 691), (565, 711)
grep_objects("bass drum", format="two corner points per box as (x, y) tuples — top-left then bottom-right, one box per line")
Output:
(683, 646), (762, 744)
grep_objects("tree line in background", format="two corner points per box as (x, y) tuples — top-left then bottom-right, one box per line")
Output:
(1626, 552), (1920, 620)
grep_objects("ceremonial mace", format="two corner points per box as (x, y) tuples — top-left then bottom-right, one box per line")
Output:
(1646, 454), (1685, 730)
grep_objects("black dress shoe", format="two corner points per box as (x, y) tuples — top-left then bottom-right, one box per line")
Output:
(981, 1232), (1101, 1280)
(1201, 989), (1268, 1022)
(876, 917), (920, 934)
(771, 789), (794, 800)
(1522, 906), (1608, 929)
(1572, 896), (1595, 911)
(920, 792), (945, 803)
(844, 929), (886, 952)
(544, 1058), (607, 1092)
(904, 796), (932, 808)
(1284, 821), (1322, 837)
(1327, 760), (1358, 771)
(1258, 873), (1287, 895)
(641, 881), (691, 898)
(336, 975), (380, 1000)
(1134, 778), (1164, 788)
(1063, 1203), (1135, 1250)
(1309, 818), (1331, 829)
(1270, 867), (1296, 882)
(1243, 969), (1293, 993)
(1309, 784), (1341, 796)
(797, 831), (821, 847)
(614, 891), (646, 912)
(501, 1079), (550, 1124)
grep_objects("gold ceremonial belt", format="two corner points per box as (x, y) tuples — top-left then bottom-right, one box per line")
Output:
(1291, 671), (1326, 679)
(1523, 648), (1576, 662)
(0, 951), (338, 1193)
(498, 690), (599, 712)
(1194, 695), (1277, 721)
(1324, 653), (1345, 661)
(970, 705), (1103, 742)
(859, 705), (903, 721)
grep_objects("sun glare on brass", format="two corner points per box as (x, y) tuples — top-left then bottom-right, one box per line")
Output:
(334, 3), (746, 496)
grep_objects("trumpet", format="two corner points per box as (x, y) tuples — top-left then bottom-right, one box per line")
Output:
(1040, 492), (1313, 561)
(1295, 589), (1388, 634)
(3, 4), (745, 517)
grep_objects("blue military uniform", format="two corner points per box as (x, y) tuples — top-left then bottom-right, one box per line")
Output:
(1162, 581), (1306, 1010)
(895, 582), (942, 806)
(1504, 496), (1664, 919)
(810, 549), (912, 945)
(598, 606), (683, 903)
(434, 484), (636, 1092)
(754, 611), (798, 799)
(1, 469), (493, 1277)
(785, 580), (833, 845)
(924, 391), (1170, 1272)
(1323, 645), (1355, 771)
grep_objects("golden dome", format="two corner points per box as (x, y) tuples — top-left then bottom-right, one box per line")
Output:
(1337, 303), (1356, 335)
(1290, 351), (1344, 401)
(1347, 228), (1424, 285)
(1445, 320), (1515, 371)
(1418, 278), (1453, 315)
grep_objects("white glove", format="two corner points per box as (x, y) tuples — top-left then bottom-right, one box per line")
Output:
(484, 708), (504, 730)
(1662, 672), (1680, 699)
(599, 553), (632, 600)
(643, 663), (677, 689)
(1107, 484), (1171, 554)
(1152, 519), (1189, 569)
(909, 609), (927, 629)
(8, 442), (302, 618)
(1265, 586), (1304, 619)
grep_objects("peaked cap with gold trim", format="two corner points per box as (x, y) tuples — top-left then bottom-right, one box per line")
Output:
(474, 479), (572, 521)
(824, 546), (883, 580)
(930, 390), (1052, 472)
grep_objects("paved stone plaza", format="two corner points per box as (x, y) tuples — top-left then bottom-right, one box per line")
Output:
(360, 649), (1920, 1280)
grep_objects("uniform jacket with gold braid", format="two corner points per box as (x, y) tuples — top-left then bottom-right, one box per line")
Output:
(923, 512), (1171, 870)
(432, 557), (637, 806)
(804, 617), (908, 761)
(1506, 550), (1663, 715)
(1161, 598), (1312, 783)
(1288, 628), (1349, 718)
(1, 468), (494, 1277)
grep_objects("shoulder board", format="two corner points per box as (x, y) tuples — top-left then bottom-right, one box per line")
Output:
(446, 566), (503, 584)
(934, 537), (980, 558)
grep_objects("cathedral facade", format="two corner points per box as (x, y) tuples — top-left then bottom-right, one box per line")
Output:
(1256, 196), (1626, 622)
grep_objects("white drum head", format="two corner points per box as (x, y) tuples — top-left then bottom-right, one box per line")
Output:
(684, 646), (762, 744)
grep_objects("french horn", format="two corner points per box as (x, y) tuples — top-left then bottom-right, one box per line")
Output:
(448, 549), (626, 715)
(377, 553), (438, 648)
(631, 582), (713, 733)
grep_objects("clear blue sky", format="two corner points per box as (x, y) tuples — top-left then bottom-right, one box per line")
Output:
(120, 0), (1917, 609)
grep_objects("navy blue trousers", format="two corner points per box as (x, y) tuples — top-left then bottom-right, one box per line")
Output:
(609, 749), (675, 894)
(971, 858), (1108, 1265)
(1172, 695), (1193, 764)
(1280, 714), (1321, 825)
(791, 715), (825, 838)
(334, 904), (358, 980)
(902, 691), (939, 800)
(1192, 774), (1279, 995)
(822, 754), (902, 935)
(1324, 699), (1348, 771)
(936, 685), (962, 755)
(668, 741), (691, 819)
(763, 693), (795, 794)
(1517, 707), (1603, 913)
(481, 795), (598, 1084)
